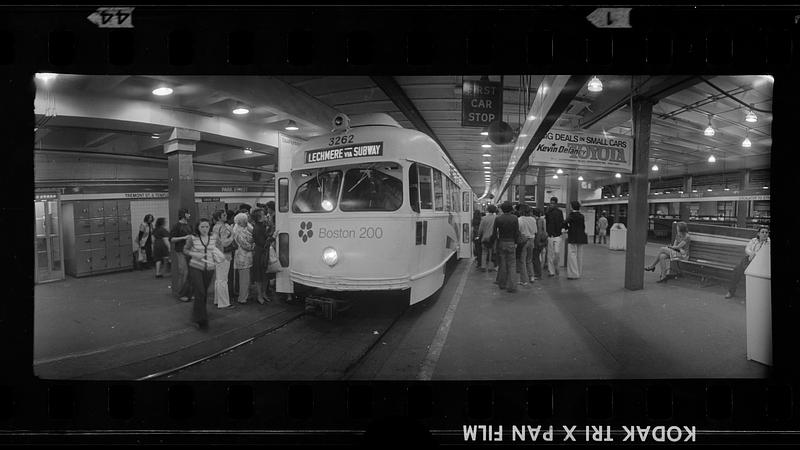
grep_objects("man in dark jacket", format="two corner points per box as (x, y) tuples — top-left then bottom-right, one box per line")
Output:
(563, 200), (588, 279)
(493, 201), (520, 293)
(544, 197), (565, 277)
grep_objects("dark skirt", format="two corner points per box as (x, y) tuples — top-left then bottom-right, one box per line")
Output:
(153, 240), (170, 260)
(251, 246), (266, 283)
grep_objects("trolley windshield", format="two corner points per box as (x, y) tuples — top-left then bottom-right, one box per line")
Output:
(292, 170), (343, 213)
(292, 163), (403, 213)
(340, 164), (402, 211)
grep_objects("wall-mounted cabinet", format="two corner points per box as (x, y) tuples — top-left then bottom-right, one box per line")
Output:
(63, 199), (134, 277)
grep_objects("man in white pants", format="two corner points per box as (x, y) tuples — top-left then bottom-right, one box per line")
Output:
(544, 197), (565, 277)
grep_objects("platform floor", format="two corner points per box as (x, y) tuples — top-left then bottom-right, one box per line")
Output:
(34, 241), (769, 380)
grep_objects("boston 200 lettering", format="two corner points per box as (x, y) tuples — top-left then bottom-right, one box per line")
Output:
(316, 226), (384, 239)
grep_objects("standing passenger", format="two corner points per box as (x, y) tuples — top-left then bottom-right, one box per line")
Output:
(232, 212), (255, 304)
(251, 208), (269, 304)
(596, 212), (609, 245)
(152, 217), (171, 278)
(225, 209), (238, 300)
(494, 201), (519, 293)
(517, 205), (538, 285)
(477, 204), (498, 272)
(137, 214), (155, 269)
(170, 208), (194, 302)
(544, 197), (565, 277)
(563, 201), (588, 279)
(725, 227), (770, 299)
(471, 210), (483, 268)
(264, 201), (277, 300)
(212, 210), (235, 309)
(183, 218), (217, 330)
(531, 208), (547, 280)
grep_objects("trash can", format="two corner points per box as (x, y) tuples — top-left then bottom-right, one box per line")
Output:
(745, 245), (771, 366)
(609, 223), (627, 251)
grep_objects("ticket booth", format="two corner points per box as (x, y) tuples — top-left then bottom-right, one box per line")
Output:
(34, 192), (65, 284)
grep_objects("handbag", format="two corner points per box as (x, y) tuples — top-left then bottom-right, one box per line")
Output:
(266, 244), (281, 273)
(137, 248), (147, 263)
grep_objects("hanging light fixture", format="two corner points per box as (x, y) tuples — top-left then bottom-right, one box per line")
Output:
(285, 120), (299, 130)
(708, 154), (716, 163)
(742, 130), (752, 148)
(556, 168), (563, 174)
(578, 175), (584, 181)
(651, 163), (659, 171)
(152, 86), (173, 96)
(704, 115), (715, 136)
(481, 142), (492, 148)
(243, 148), (253, 155)
(552, 174), (558, 179)
(232, 104), (250, 115)
(482, 153), (491, 157)
(614, 173), (621, 178)
(745, 105), (758, 123)
(587, 76), (603, 92)
(480, 128), (489, 136)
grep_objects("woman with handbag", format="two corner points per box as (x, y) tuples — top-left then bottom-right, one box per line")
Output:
(251, 208), (270, 304)
(212, 209), (235, 309)
(232, 212), (255, 304)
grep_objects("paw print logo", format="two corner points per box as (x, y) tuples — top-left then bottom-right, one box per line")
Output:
(299, 221), (313, 242)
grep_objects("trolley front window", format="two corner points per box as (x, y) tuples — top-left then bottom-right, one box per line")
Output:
(340, 164), (403, 211)
(292, 170), (343, 213)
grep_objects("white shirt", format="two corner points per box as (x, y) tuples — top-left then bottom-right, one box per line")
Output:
(745, 237), (769, 261)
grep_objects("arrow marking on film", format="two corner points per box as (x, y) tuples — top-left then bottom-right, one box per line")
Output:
(586, 7), (632, 29)
(87, 7), (135, 28)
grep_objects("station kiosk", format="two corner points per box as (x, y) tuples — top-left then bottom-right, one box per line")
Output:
(745, 245), (771, 366)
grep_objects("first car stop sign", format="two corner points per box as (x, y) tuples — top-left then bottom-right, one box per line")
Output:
(461, 79), (502, 127)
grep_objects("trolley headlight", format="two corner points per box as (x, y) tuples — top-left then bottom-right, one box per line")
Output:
(322, 247), (339, 267)
(321, 199), (334, 211)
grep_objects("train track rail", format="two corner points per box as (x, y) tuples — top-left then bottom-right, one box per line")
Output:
(136, 311), (308, 381)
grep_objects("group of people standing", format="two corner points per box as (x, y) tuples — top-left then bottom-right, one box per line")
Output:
(140, 202), (279, 330)
(472, 196), (589, 293)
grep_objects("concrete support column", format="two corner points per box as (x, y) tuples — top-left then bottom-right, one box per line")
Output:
(536, 167), (546, 210)
(685, 175), (693, 194)
(165, 128), (200, 297)
(165, 128), (200, 225)
(614, 185), (622, 223)
(518, 173), (527, 204)
(624, 96), (654, 291)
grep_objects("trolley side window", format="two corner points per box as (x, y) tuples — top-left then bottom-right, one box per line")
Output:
(292, 170), (343, 213)
(340, 164), (403, 212)
(418, 165), (433, 210)
(433, 170), (444, 211)
(409, 163), (420, 213)
(444, 178), (452, 212)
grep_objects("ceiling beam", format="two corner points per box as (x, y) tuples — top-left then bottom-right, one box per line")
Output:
(579, 76), (703, 130)
(370, 76), (462, 176)
(498, 75), (590, 199)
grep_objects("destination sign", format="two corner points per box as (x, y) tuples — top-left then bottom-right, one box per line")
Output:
(305, 142), (384, 164)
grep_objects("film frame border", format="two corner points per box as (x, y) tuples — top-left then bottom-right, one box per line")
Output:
(2, 4), (799, 446)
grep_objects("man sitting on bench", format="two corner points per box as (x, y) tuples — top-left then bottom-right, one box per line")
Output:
(725, 227), (770, 299)
(645, 221), (691, 283)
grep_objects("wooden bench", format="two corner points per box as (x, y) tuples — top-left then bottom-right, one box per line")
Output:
(676, 241), (744, 286)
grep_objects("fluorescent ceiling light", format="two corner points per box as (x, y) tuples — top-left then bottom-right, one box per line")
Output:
(152, 87), (173, 96)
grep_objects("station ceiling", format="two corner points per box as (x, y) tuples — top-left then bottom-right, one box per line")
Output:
(34, 74), (773, 196)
